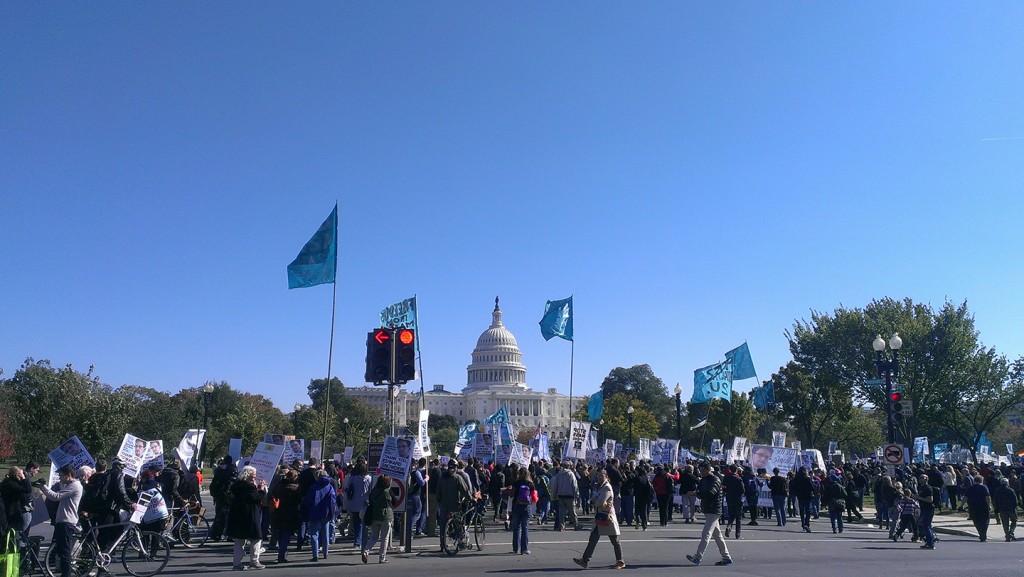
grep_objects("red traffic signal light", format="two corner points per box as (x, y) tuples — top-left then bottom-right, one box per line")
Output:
(890, 392), (902, 402)
(365, 328), (394, 384)
(397, 329), (415, 345)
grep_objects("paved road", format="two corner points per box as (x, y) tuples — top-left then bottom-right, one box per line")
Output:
(70, 516), (1019, 577)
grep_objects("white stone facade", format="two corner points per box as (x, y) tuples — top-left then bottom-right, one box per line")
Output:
(345, 297), (581, 439)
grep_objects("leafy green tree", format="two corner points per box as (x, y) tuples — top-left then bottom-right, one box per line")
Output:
(599, 365), (674, 436)
(428, 414), (460, 432)
(703, 392), (758, 449)
(573, 393), (659, 446)
(768, 362), (856, 450)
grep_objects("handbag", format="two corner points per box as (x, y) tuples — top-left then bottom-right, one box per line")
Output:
(594, 505), (611, 527)
(1, 530), (19, 577)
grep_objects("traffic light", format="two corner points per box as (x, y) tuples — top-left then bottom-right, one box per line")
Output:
(365, 328), (394, 384)
(393, 328), (416, 384)
(889, 391), (905, 422)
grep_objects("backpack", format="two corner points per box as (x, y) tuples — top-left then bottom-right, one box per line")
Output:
(515, 484), (532, 506)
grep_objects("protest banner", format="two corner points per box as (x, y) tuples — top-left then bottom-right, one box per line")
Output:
(47, 436), (96, 487)
(141, 440), (164, 472)
(342, 446), (353, 467)
(772, 431), (786, 448)
(565, 421), (591, 460)
(496, 444), (513, 466)
(732, 437), (748, 462)
(248, 442), (286, 485)
(413, 410), (431, 459)
(510, 442), (533, 467)
(310, 440), (322, 461)
(283, 439), (305, 464)
(228, 438), (243, 463)
(651, 439), (678, 467)
(117, 434), (149, 478)
(263, 434), (286, 446)
(475, 432), (495, 462)
(585, 448), (605, 465)
(379, 436), (412, 480)
(604, 439), (617, 459)
(175, 429), (205, 469)
(368, 443), (383, 470)
(638, 438), (651, 461)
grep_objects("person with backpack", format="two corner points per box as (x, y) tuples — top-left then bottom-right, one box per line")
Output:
(741, 467), (760, 526)
(721, 465), (745, 539)
(301, 469), (337, 562)
(685, 462), (733, 567)
(509, 468), (537, 555)
(633, 464), (654, 531)
(210, 456), (237, 542)
(678, 465), (699, 524)
(361, 474), (396, 564)
(823, 473), (848, 534)
(652, 466), (676, 527)
(533, 466), (552, 525)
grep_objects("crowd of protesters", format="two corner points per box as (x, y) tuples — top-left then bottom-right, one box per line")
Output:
(4, 452), (1024, 573)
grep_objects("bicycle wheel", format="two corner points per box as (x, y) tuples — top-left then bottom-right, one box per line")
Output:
(474, 517), (486, 551)
(442, 518), (461, 557)
(45, 539), (97, 577)
(121, 531), (170, 577)
(175, 514), (211, 548)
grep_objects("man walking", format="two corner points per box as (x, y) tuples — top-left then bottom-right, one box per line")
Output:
(686, 463), (733, 567)
(552, 460), (581, 531)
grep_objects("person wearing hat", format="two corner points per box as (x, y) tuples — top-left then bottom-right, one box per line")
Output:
(823, 472), (848, 534)
(685, 462), (732, 566)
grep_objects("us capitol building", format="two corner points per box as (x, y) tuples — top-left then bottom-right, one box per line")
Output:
(345, 298), (582, 439)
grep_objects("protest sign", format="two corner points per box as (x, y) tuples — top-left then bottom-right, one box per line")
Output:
(343, 446), (353, 467)
(47, 436), (96, 486)
(228, 438), (243, 463)
(175, 429), (205, 470)
(379, 436), (412, 480)
(651, 439), (679, 467)
(117, 434), (149, 478)
(510, 442), (533, 467)
(496, 444), (513, 466)
(474, 432), (495, 462)
(413, 410), (431, 459)
(772, 431), (786, 448)
(639, 438), (651, 461)
(565, 421), (591, 460)
(141, 440), (165, 472)
(284, 439), (305, 464)
(248, 442), (286, 485)
(310, 440), (322, 461)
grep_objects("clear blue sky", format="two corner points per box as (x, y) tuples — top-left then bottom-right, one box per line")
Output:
(3, 4), (1022, 414)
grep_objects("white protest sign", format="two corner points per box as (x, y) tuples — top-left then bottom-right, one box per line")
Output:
(379, 436), (413, 480)
(249, 442), (286, 485)
(565, 421), (591, 460)
(117, 434), (149, 478)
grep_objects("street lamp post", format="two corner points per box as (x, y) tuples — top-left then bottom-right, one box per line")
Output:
(293, 403), (302, 438)
(598, 419), (605, 446)
(873, 333), (903, 444)
(627, 406), (634, 449)
(674, 383), (682, 440)
(200, 383), (214, 469)
(343, 417), (350, 449)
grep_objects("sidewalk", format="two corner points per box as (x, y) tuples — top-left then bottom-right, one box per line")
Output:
(859, 510), (983, 539)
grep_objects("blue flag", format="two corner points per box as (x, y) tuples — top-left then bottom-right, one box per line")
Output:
(539, 296), (573, 341)
(752, 381), (775, 410)
(691, 361), (733, 404)
(287, 205), (338, 289)
(484, 406), (509, 424)
(588, 392), (604, 422)
(724, 342), (756, 380)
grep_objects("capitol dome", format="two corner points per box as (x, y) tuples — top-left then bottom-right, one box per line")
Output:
(464, 297), (528, 393)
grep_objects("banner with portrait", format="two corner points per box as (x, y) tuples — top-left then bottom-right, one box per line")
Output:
(141, 440), (165, 472)
(310, 440), (323, 461)
(283, 439), (305, 464)
(379, 436), (413, 480)
(117, 434), (150, 478)
(47, 436), (96, 486)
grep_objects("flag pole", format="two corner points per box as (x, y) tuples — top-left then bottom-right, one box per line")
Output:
(569, 339), (575, 437)
(322, 266), (337, 445)
(415, 294), (425, 413)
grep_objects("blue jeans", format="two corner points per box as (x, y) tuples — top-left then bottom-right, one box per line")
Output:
(510, 508), (530, 553)
(408, 494), (424, 534)
(277, 529), (293, 561)
(350, 511), (366, 547)
(621, 494), (635, 526)
(830, 509), (844, 532)
(537, 495), (551, 522)
(919, 509), (934, 546)
(308, 520), (330, 559)
(772, 496), (787, 525)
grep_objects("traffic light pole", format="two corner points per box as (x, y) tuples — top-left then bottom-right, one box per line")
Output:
(876, 350), (899, 444)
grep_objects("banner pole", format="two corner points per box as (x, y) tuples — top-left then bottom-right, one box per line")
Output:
(323, 279), (337, 445)
(568, 340), (575, 439)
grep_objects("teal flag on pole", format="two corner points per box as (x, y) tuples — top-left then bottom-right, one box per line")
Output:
(287, 205), (337, 289)
(724, 342), (756, 380)
(484, 406), (509, 424)
(539, 296), (573, 341)
(588, 392), (604, 422)
(691, 361), (733, 404)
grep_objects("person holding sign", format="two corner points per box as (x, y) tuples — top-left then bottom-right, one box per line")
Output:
(228, 466), (268, 571)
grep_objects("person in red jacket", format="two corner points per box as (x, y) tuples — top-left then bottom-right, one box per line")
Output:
(653, 466), (679, 526)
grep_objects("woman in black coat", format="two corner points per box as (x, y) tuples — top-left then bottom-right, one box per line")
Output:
(271, 469), (302, 563)
(228, 466), (268, 571)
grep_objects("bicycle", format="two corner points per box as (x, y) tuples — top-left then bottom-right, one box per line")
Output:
(442, 501), (485, 556)
(45, 519), (170, 577)
(14, 531), (48, 577)
(168, 499), (211, 548)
